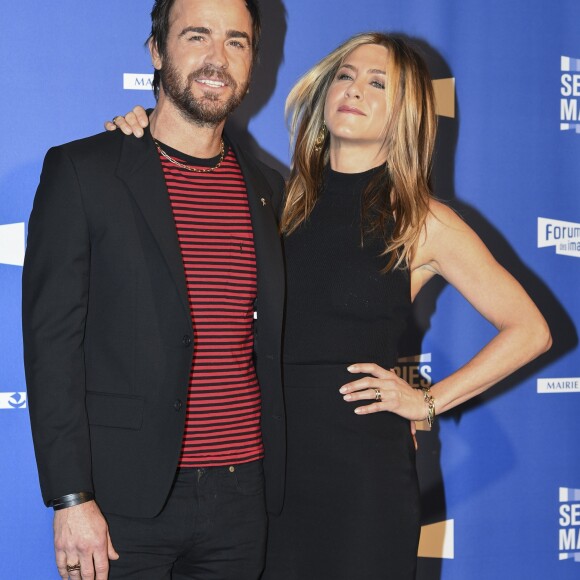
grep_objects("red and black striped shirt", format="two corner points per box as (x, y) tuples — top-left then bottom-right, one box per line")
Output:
(158, 141), (263, 467)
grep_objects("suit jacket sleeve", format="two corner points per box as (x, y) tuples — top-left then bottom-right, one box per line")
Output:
(22, 145), (94, 505)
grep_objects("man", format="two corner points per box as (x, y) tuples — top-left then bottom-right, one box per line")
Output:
(22, 0), (285, 578)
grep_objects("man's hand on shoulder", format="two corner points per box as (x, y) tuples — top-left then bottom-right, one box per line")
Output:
(54, 500), (119, 579)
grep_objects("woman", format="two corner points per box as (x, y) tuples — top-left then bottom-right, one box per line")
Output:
(109, 32), (551, 579)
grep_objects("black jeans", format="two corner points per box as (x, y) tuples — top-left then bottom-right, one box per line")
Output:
(105, 460), (267, 579)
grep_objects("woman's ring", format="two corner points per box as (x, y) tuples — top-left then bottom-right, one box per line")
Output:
(66, 562), (81, 572)
(374, 388), (382, 402)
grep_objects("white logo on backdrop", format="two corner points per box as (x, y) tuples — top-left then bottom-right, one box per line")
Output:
(538, 378), (580, 394)
(538, 218), (580, 258)
(395, 353), (433, 431)
(561, 56), (580, 132)
(0, 392), (27, 410)
(0, 222), (25, 266)
(395, 353), (433, 388)
(123, 73), (154, 91)
(559, 487), (580, 562)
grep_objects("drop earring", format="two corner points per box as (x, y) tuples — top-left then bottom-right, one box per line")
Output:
(313, 123), (326, 153)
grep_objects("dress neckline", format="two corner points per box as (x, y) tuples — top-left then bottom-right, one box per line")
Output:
(324, 164), (385, 192)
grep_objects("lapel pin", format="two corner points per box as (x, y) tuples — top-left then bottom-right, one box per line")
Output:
(261, 197), (267, 207)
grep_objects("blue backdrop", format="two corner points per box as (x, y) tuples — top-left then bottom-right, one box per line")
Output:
(1, 1), (579, 578)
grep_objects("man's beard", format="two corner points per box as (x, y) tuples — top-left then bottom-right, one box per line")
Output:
(160, 58), (249, 127)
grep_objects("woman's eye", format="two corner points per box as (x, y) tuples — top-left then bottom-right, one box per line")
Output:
(337, 73), (353, 81)
(371, 80), (385, 89)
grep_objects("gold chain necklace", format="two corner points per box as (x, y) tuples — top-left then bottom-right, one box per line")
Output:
(154, 139), (225, 173)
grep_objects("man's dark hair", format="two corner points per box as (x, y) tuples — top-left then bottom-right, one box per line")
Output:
(148, 0), (261, 100)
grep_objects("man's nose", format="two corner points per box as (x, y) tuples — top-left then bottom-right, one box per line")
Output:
(205, 41), (228, 69)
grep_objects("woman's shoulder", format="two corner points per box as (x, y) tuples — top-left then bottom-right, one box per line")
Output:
(412, 198), (482, 275)
(424, 198), (467, 236)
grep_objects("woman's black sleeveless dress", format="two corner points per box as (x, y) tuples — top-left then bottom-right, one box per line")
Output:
(262, 167), (420, 580)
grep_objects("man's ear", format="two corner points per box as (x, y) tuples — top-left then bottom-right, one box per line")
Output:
(149, 38), (163, 71)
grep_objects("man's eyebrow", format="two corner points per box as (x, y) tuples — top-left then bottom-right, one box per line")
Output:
(226, 29), (251, 43)
(178, 26), (211, 38)
(177, 27), (250, 43)
(339, 63), (386, 75)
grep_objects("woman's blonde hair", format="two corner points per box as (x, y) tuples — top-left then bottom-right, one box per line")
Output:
(281, 32), (437, 270)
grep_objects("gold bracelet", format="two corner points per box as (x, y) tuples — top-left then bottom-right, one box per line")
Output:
(421, 387), (436, 428)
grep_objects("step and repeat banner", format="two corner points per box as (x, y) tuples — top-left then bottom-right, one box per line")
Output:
(1, 1), (579, 578)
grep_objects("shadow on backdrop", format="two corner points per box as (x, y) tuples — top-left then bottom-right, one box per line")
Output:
(400, 33), (577, 580)
(228, 0), (289, 177)
(400, 35), (456, 580)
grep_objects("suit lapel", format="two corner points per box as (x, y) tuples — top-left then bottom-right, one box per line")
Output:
(232, 141), (281, 264)
(116, 129), (191, 326)
(230, 139), (285, 343)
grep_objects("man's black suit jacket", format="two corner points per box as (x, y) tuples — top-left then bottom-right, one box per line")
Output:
(22, 127), (286, 518)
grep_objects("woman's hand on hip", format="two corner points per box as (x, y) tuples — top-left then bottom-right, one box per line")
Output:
(340, 362), (426, 421)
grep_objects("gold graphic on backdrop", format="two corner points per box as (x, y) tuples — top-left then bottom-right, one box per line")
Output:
(418, 519), (455, 559)
(433, 78), (455, 118)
